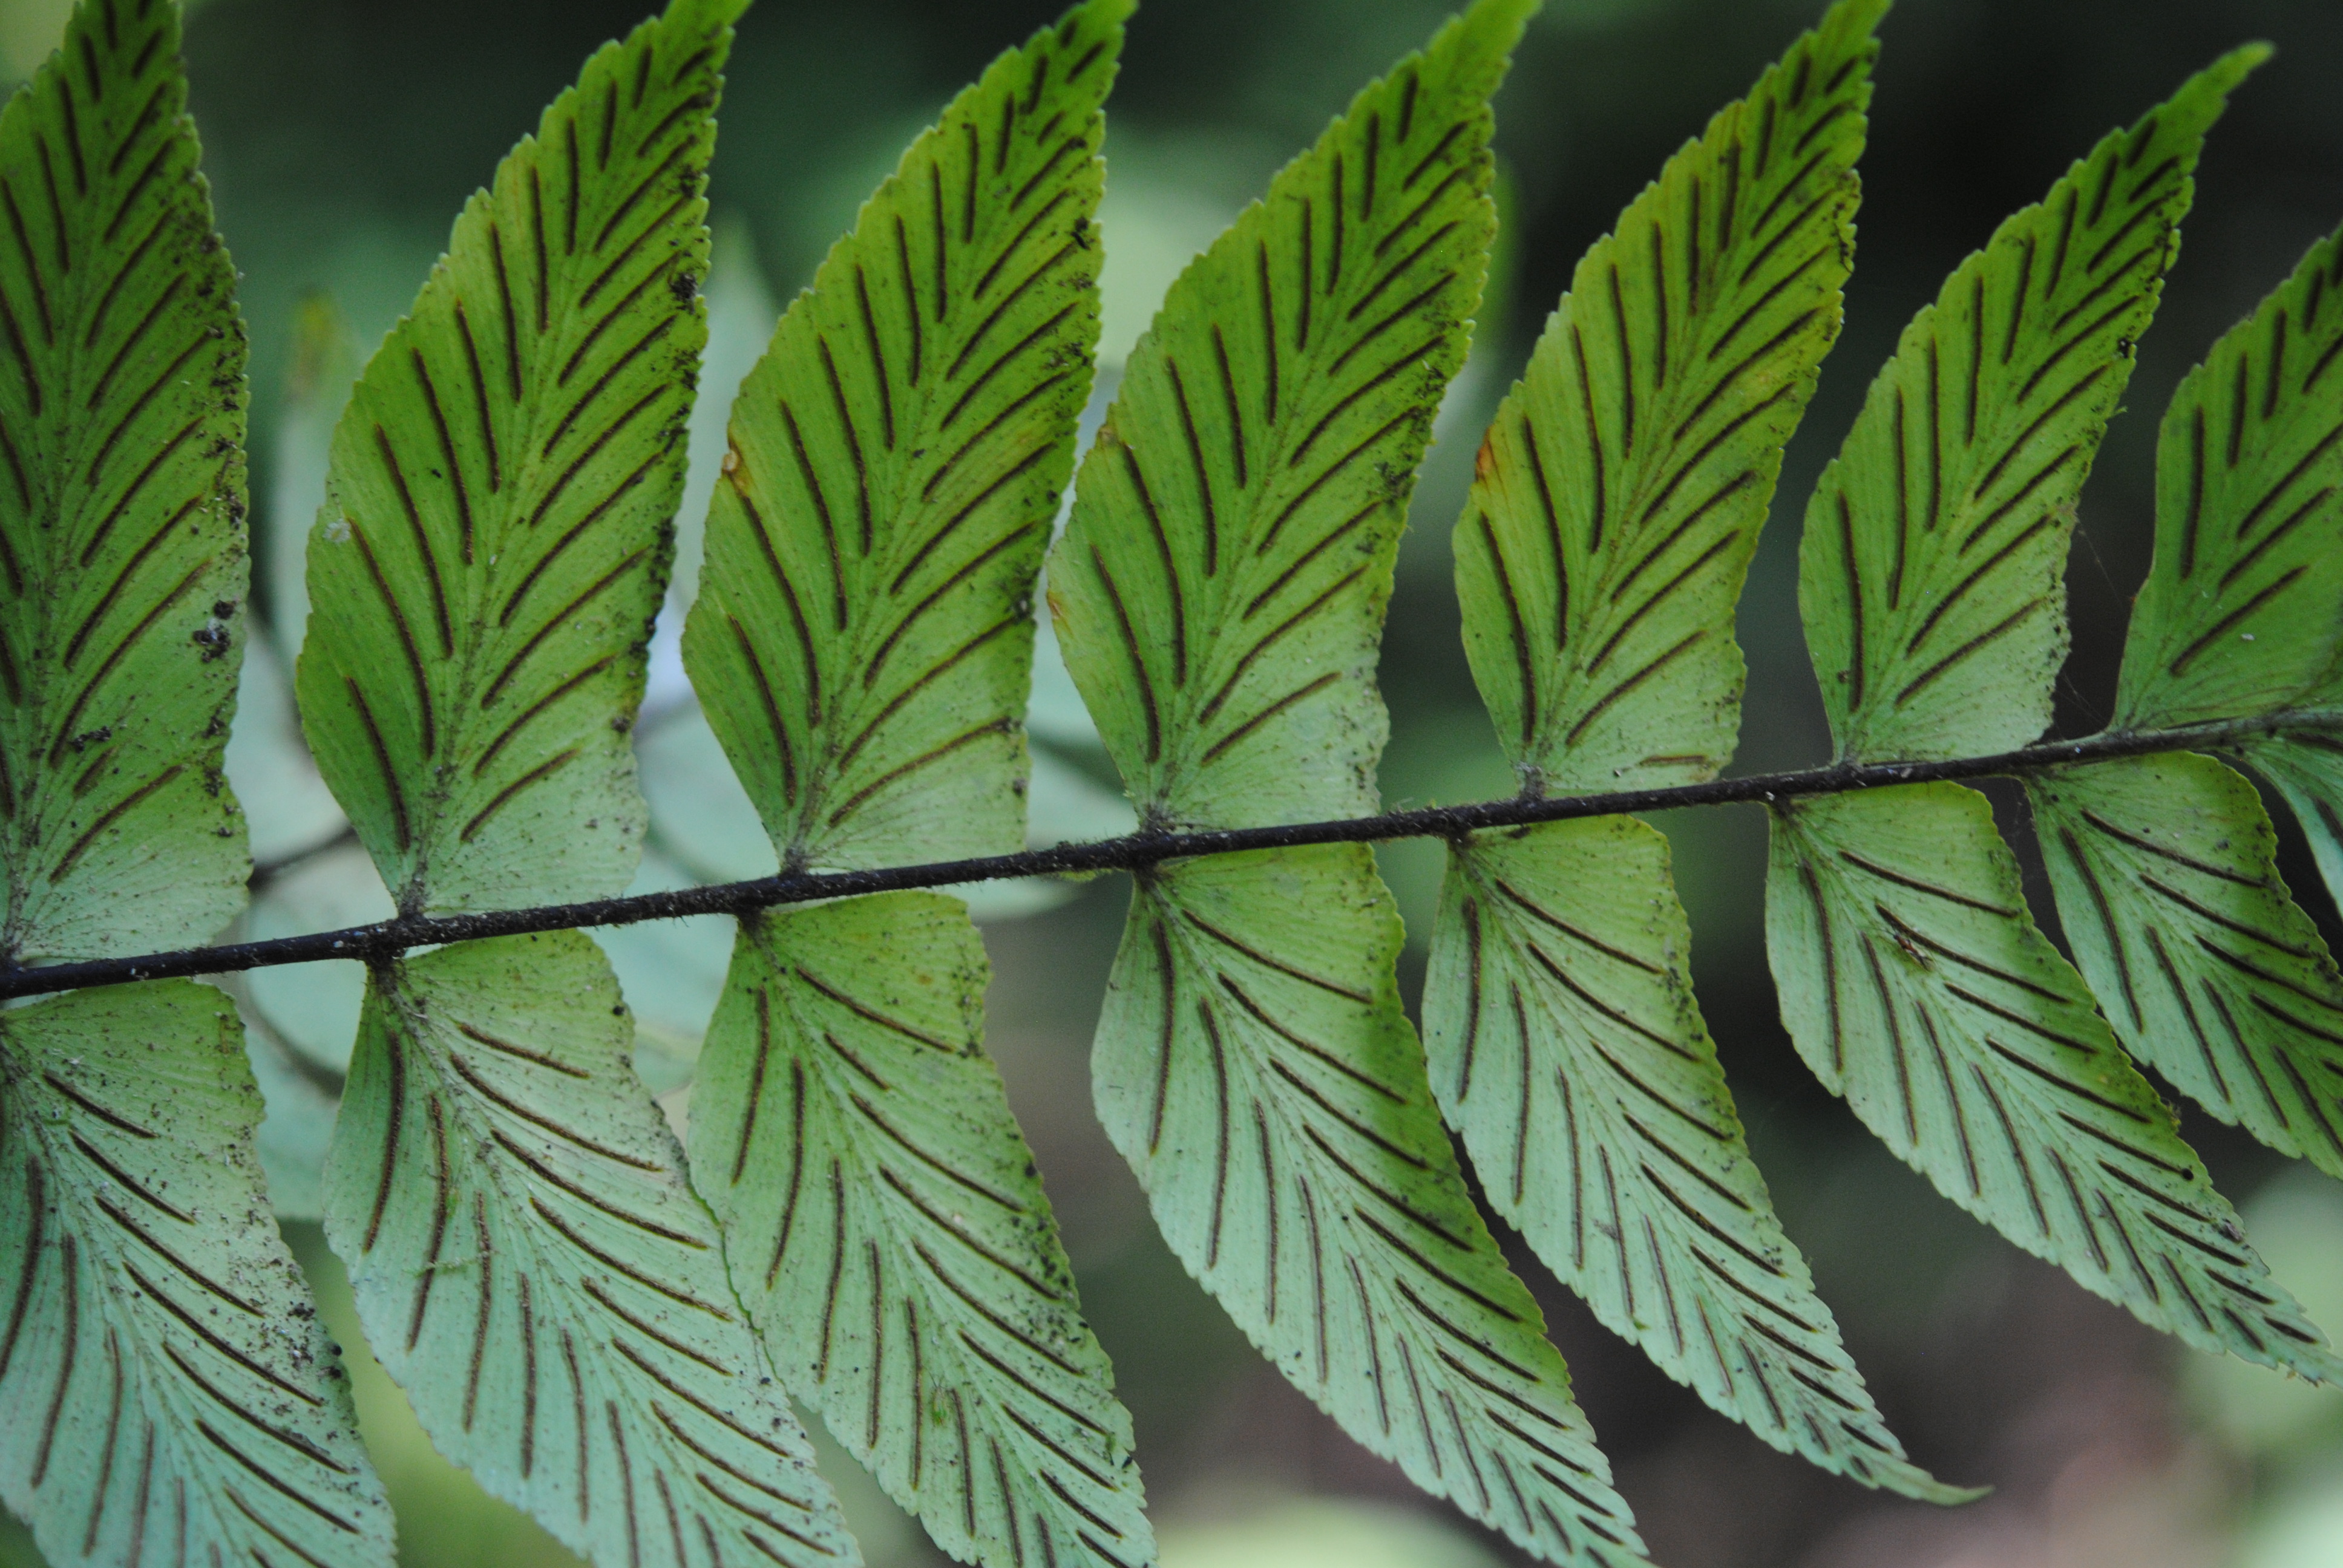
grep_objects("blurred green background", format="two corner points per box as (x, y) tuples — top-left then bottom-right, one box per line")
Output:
(7, 0), (2343, 1564)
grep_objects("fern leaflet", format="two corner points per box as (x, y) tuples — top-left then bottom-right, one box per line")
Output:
(1050, 0), (1524, 831)
(1103, 846), (1646, 1565)
(0, 0), (247, 958)
(2, 982), (395, 1568)
(1424, 0), (1959, 1500)
(327, 932), (856, 1568)
(1801, 48), (2264, 762)
(296, 0), (739, 915)
(1458, 0), (1875, 794)
(692, 893), (1151, 1568)
(1054, 5), (1652, 1561)
(1426, 817), (1971, 1500)
(2115, 223), (2343, 730)
(683, 0), (1121, 874)
(1766, 783), (2341, 1377)
(673, 7), (1151, 1566)
(2031, 754), (2343, 1179)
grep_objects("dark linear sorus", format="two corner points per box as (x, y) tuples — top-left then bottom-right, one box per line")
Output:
(8, 710), (2338, 1001)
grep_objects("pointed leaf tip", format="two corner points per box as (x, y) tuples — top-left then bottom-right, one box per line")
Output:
(1436, 0), (1539, 100)
(2212, 39), (2275, 84)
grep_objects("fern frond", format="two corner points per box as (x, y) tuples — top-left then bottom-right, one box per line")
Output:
(1766, 783), (2341, 1379)
(1801, 48), (2264, 762)
(13, 4), (2341, 1558)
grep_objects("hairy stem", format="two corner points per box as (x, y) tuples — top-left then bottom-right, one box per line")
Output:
(4, 712), (2321, 999)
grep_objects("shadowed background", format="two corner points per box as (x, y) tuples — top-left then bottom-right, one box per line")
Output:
(4, 0), (2343, 1564)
